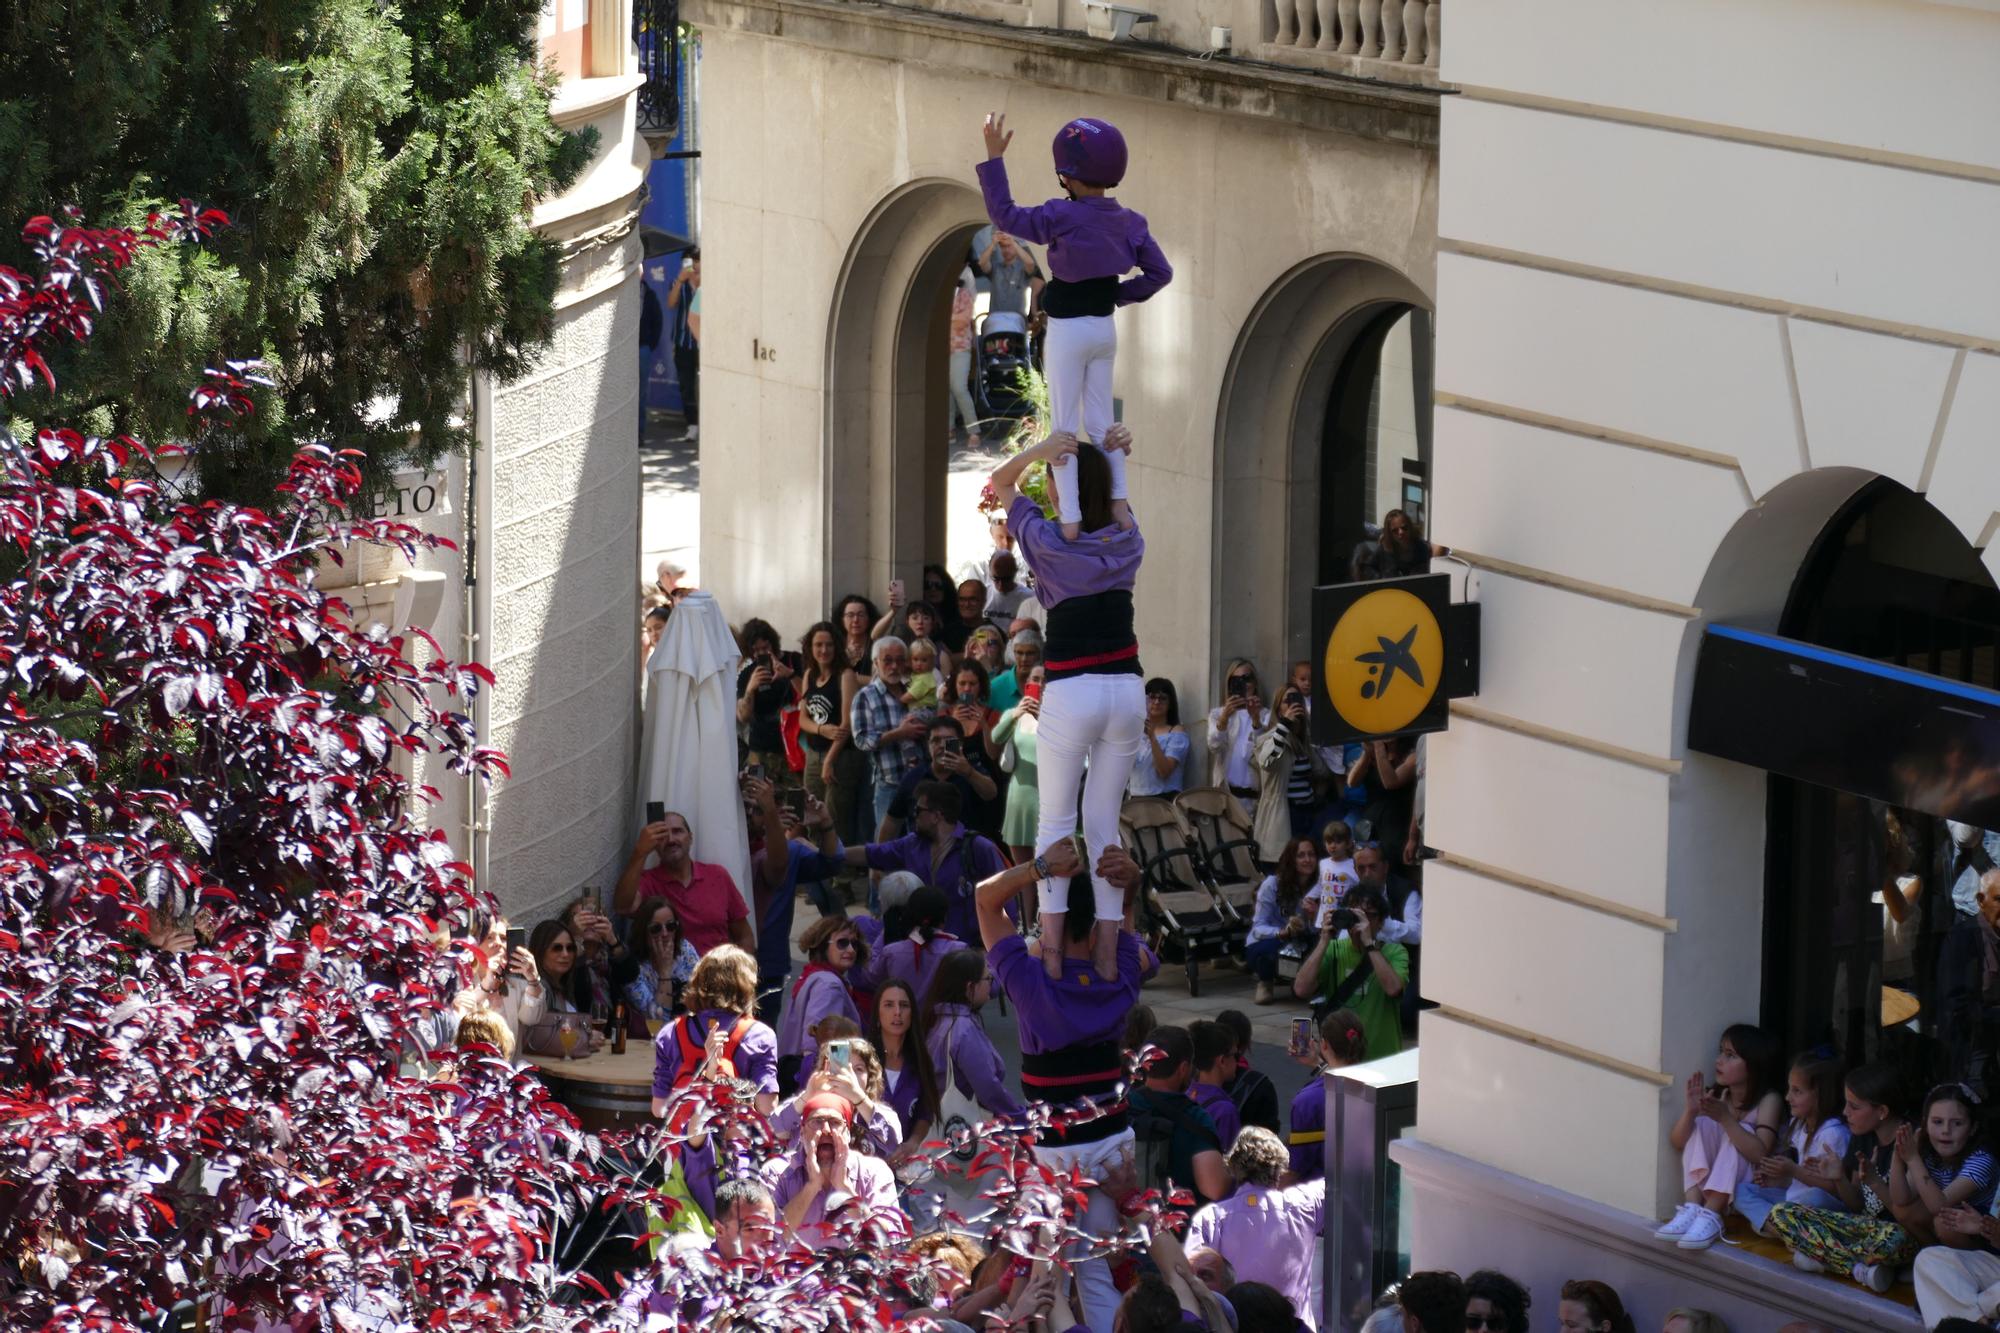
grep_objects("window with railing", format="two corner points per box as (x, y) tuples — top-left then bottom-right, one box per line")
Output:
(635, 0), (683, 138)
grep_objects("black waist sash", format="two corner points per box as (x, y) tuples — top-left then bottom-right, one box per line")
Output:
(1021, 1039), (1127, 1145)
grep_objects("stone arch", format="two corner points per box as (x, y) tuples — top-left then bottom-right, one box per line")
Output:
(1210, 254), (1433, 692)
(823, 178), (987, 608)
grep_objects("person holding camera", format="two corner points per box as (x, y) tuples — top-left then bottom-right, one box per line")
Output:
(1291, 885), (1406, 1063)
(1249, 680), (1328, 865)
(876, 715), (998, 842)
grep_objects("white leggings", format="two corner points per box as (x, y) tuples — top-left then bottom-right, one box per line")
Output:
(1035, 672), (1144, 922)
(1044, 314), (1128, 525)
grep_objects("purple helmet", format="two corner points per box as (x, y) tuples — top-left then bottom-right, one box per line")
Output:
(1052, 118), (1127, 188)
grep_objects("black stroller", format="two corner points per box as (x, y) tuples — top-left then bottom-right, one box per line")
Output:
(972, 310), (1035, 429)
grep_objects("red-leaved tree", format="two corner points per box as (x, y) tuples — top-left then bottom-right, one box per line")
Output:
(0, 209), (641, 1329)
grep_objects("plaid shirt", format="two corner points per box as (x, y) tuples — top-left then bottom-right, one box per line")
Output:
(850, 677), (925, 789)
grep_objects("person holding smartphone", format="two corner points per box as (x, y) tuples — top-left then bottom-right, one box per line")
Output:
(1249, 681), (1329, 865)
(736, 617), (798, 787)
(991, 665), (1046, 865)
(1208, 659), (1269, 825)
(1128, 676), (1189, 797)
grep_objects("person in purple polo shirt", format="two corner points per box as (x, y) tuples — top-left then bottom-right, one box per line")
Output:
(977, 112), (1170, 540)
(991, 425), (1145, 981)
(862, 884), (969, 1003)
(1184, 1127), (1327, 1329)
(761, 1092), (906, 1251)
(976, 836), (1152, 1333)
(841, 780), (1005, 942)
(1287, 1008), (1368, 1182)
(1188, 1021), (1244, 1151)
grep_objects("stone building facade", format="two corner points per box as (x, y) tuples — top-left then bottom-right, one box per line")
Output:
(685, 0), (1443, 732)
(1398, 1), (2000, 1328)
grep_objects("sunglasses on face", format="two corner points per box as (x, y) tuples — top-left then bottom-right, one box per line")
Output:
(547, 941), (577, 953)
(1465, 1318), (1505, 1332)
(650, 921), (679, 937)
(831, 938), (857, 951)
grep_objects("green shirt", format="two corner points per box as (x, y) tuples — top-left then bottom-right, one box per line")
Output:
(1315, 936), (1409, 1062)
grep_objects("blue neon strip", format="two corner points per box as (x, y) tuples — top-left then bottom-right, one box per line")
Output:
(1707, 623), (2000, 710)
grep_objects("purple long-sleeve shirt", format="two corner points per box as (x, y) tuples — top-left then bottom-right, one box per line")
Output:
(862, 931), (969, 1003)
(990, 932), (1149, 1056)
(862, 825), (1008, 942)
(774, 968), (861, 1079)
(975, 158), (1171, 306)
(1190, 1082), (1242, 1151)
(1288, 1074), (1326, 1180)
(1008, 495), (1143, 610)
(652, 1009), (780, 1099)
(761, 1142), (906, 1250)
(927, 1002), (1026, 1117)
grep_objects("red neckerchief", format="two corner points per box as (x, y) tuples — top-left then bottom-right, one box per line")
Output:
(791, 959), (874, 1018)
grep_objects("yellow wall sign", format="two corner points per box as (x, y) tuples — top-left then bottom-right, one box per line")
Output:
(1312, 574), (1470, 745)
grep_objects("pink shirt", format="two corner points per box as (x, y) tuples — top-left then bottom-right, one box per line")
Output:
(637, 859), (747, 955)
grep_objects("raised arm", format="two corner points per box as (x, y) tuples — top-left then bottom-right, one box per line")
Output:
(975, 116), (1062, 246)
(975, 836), (1082, 950)
(989, 431), (1077, 509)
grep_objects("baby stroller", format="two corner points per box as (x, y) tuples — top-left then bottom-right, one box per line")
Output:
(972, 310), (1034, 430)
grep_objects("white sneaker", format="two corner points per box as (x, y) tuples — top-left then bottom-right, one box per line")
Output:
(1676, 1206), (1725, 1250)
(1652, 1202), (1699, 1241)
(1851, 1262), (1893, 1293)
(1791, 1251), (1826, 1274)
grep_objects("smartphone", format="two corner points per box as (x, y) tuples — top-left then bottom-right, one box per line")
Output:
(782, 788), (806, 822)
(756, 651), (773, 671)
(827, 1040), (853, 1072)
(645, 800), (666, 826)
(746, 762), (766, 783)
(1023, 681), (1043, 702)
(1289, 1017), (1314, 1060)
(505, 925), (526, 954)
(1228, 675), (1250, 699)
(889, 577), (906, 603)
(941, 736), (963, 755)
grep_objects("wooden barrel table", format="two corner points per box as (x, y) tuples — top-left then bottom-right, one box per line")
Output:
(525, 1043), (658, 1133)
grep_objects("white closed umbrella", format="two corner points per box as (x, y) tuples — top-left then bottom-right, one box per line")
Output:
(636, 590), (754, 944)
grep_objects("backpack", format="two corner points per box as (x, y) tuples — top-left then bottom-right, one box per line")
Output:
(670, 1013), (751, 1090)
(1129, 1094), (1206, 1194)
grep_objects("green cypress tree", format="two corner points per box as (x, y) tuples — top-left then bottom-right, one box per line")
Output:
(0, 0), (595, 502)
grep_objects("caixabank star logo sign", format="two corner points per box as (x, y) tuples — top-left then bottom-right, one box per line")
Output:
(1310, 573), (1475, 745)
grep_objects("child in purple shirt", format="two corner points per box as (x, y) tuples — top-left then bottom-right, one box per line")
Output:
(1189, 1021), (1244, 1151)
(978, 112), (1171, 541)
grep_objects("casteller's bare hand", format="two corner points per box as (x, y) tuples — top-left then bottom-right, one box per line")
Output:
(1040, 432), (1078, 463)
(1101, 423), (1133, 454)
(983, 113), (1013, 158)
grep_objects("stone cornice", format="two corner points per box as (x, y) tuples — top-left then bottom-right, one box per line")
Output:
(684, 0), (1441, 148)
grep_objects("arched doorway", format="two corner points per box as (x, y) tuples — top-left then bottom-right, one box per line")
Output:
(1212, 256), (1432, 688)
(823, 180), (989, 611)
(1765, 480), (2000, 1080)
(1687, 473), (2000, 1088)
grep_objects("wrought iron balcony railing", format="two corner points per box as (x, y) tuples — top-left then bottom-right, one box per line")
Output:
(635, 0), (682, 139)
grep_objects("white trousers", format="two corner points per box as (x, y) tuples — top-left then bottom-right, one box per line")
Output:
(1914, 1245), (2000, 1324)
(1034, 1128), (1134, 1333)
(1035, 673), (1144, 921)
(1044, 314), (1127, 524)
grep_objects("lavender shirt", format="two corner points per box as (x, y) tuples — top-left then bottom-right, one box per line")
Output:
(1190, 1082), (1242, 1150)
(881, 1060), (930, 1138)
(651, 1009), (780, 1099)
(975, 158), (1171, 305)
(768, 1092), (903, 1160)
(862, 826), (1007, 942)
(989, 932), (1147, 1056)
(760, 1142), (906, 1250)
(928, 1002), (1026, 1117)
(1008, 495), (1144, 610)
(863, 931), (969, 1003)
(1184, 1180), (1328, 1330)
(774, 969), (861, 1078)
